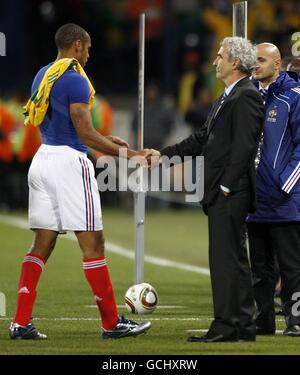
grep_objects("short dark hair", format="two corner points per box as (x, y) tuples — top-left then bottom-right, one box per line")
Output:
(55, 23), (89, 50)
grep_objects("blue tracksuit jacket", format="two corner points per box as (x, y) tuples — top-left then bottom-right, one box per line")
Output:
(248, 72), (300, 222)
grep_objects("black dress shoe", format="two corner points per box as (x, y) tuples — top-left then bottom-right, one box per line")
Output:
(187, 332), (238, 343)
(256, 326), (275, 335)
(239, 326), (256, 341)
(187, 334), (210, 342)
(239, 333), (256, 342)
(283, 325), (300, 337)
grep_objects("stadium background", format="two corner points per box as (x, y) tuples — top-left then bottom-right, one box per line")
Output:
(1, 0), (300, 355)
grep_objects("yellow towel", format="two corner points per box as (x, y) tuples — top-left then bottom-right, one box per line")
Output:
(23, 58), (95, 126)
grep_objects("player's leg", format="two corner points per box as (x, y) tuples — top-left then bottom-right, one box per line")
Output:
(14, 229), (58, 322)
(29, 228), (58, 261)
(10, 229), (58, 340)
(64, 153), (150, 338)
(75, 228), (105, 259)
(75, 230), (118, 331)
(10, 146), (62, 339)
(76, 229), (151, 339)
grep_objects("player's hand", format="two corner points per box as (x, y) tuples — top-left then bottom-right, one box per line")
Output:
(106, 135), (130, 148)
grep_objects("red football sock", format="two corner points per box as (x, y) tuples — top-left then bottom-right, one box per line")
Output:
(83, 256), (118, 330)
(14, 252), (45, 326)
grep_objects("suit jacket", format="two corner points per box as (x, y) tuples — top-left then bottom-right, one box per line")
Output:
(161, 77), (264, 212)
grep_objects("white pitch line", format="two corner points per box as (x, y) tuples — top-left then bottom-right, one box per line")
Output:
(1, 316), (286, 323)
(85, 305), (188, 309)
(0, 214), (210, 276)
(0, 316), (213, 322)
(0, 316), (287, 326)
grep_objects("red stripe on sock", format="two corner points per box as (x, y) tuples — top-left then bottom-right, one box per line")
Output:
(25, 252), (45, 263)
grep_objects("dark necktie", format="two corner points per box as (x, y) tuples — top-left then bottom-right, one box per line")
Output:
(220, 91), (228, 106)
(259, 88), (268, 104)
(214, 91), (228, 118)
(207, 92), (228, 133)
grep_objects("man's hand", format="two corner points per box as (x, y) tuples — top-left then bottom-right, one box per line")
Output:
(132, 148), (153, 167)
(135, 148), (153, 158)
(220, 185), (230, 197)
(106, 135), (129, 148)
(147, 149), (161, 168)
(132, 149), (162, 168)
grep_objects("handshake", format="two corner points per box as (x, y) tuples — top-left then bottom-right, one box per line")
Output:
(135, 148), (161, 168)
(106, 135), (161, 168)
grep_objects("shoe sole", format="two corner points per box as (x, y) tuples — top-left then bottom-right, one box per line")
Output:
(102, 322), (151, 340)
(283, 332), (300, 337)
(10, 330), (47, 340)
(10, 335), (47, 340)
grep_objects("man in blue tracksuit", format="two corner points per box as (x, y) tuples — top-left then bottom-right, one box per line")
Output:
(247, 43), (300, 337)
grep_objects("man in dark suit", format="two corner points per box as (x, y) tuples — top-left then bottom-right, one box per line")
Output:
(150, 37), (264, 342)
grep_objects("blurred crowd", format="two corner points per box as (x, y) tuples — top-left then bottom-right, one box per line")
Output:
(0, 95), (113, 209)
(1, 0), (300, 209)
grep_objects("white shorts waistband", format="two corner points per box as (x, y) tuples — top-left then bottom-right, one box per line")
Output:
(38, 144), (87, 158)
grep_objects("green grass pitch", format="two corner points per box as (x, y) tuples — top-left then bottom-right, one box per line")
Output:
(0, 208), (299, 355)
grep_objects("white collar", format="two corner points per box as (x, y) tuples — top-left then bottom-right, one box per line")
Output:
(258, 82), (269, 91)
(258, 78), (277, 91)
(224, 77), (246, 96)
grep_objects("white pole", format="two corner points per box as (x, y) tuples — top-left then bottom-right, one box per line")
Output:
(134, 13), (146, 284)
(232, 1), (248, 39)
(138, 14), (145, 151)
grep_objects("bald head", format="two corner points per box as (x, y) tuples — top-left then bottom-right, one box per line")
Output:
(253, 42), (282, 86)
(257, 43), (281, 60)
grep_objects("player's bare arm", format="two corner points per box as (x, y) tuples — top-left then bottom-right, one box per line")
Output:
(70, 102), (151, 160)
(106, 135), (129, 148)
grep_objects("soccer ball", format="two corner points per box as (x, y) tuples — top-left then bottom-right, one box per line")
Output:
(125, 282), (158, 314)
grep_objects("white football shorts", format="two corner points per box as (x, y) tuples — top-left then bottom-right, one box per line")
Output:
(28, 144), (103, 232)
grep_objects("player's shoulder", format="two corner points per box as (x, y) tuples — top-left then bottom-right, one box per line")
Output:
(278, 72), (300, 104)
(274, 85), (300, 111)
(61, 68), (88, 84)
(285, 86), (300, 114)
(57, 69), (90, 102)
(288, 86), (300, 101)
(56, 69), (89, 95)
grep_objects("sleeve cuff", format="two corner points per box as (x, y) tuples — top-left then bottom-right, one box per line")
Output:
(220, 185), (231, 193)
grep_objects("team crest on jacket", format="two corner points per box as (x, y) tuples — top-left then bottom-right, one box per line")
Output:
(267, 106), (277, 123)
